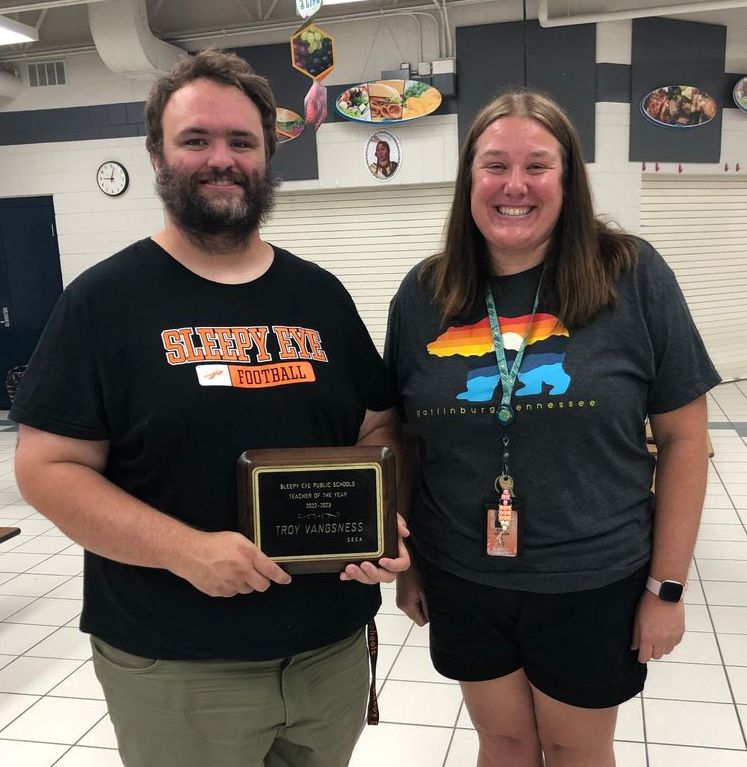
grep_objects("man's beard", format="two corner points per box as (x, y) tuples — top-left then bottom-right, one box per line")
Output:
(155, 161), (279, 254)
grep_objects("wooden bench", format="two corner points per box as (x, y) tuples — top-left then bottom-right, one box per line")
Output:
(0, 526), (21, 544)
(645, 422), (714, 457)
(646, 423), (714, 492)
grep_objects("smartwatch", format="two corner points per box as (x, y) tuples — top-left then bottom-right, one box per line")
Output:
(646, 576), (685, 603)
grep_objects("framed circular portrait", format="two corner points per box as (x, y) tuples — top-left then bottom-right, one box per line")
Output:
(365, 131), (401, 181)
(734, 75), (747, 113)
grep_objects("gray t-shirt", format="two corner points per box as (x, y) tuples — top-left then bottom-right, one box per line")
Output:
(385, 239), (721, 592)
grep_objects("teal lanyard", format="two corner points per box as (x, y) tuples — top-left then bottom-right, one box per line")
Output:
(484, 273), (544, 426)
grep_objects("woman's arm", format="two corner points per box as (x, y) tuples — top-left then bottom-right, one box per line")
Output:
(395, 424), (429, 625)
(631, 395), (710, 662)
(339, 408), (411, 584)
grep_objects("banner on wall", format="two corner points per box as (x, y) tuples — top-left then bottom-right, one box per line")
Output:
(275, 107), (305, 144)
(337, 80), (442, 123)
(365, 131), (401, 181)
(640, 85), (717, 128)
(291, 24), (335, 81)
(289, 22), (334, 135)
(304, 81), (327, 132)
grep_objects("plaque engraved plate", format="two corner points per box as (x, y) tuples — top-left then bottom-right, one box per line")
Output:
(237, 446), (397, 574)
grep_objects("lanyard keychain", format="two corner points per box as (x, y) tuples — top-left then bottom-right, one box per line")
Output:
(483, 274), (543, 557)
(488, 435), (516, 553)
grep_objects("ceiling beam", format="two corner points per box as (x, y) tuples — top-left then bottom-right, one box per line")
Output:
(0, 0), (111, 13)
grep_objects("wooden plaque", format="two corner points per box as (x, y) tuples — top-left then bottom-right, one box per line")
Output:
(237, 445), (397, 574)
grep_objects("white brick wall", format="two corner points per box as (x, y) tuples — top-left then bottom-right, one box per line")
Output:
(596, 21), (633, 65)
(0, 137), (162, 285)
(5, 55), (153, 112)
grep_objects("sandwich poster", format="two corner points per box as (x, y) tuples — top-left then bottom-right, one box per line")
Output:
(275, 107), (305, 143)
(337, 80), (442, 123)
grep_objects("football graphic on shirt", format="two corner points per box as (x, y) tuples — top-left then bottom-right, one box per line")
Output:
(426, 312), (571, 402)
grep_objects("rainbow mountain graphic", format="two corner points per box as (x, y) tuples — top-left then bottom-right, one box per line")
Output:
(426, 313), (571, 402)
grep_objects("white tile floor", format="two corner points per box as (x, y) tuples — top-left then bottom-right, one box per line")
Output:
(0, 382), (746, 766)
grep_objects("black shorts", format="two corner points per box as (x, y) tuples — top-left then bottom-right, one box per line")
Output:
(419, 558), (648, 709)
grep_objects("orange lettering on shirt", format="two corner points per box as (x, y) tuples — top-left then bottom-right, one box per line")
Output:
(287, 327), (311, 359)
(195, 328), (224, 362)
(273, 326), (300, 360)
(179, 328), (205, 363)
(306, 329), (328, 362)
(246, 326), (272, 362)
(215, 329), (239, 361)
(228, 362), (315, 388)
(228, 326), (272, 363)
(230, 327), (253, 362)
(161, 329), (189, 365)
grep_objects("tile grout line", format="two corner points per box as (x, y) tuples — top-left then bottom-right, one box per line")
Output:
(692, 557), (747, 751)
(376, 618), (416, 700)
(640, 693), (650, 767)
(440, 700), (464, 767)
(68, 705), (111, 755)
(49, 743), (97, 766)
(699, 408), (747, 750)
(0, 535), (83, 611)
(707, 395), (729, 423)
(0, 513), (89, 747)
(645, 740), (747, 751)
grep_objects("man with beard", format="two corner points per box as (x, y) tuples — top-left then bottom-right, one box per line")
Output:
(10, 48), (409, 767)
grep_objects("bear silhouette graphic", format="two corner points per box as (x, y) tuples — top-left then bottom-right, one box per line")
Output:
(426, 313), (571, 403)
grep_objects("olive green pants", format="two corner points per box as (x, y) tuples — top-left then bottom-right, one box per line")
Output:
(91, 629), (369, 767)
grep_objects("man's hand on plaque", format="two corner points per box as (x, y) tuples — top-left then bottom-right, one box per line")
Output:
(179, 530), (292, 597)
(339, 514), (411, 585)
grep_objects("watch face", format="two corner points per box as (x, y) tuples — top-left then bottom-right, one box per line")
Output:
(659, 580), (684, 603)
(97, 161), (129, 197)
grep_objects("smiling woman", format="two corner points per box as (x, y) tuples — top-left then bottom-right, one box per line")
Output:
(385, 88), (720, 767)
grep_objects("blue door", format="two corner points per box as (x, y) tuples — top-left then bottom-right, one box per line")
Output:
(0, 196), (63, 409)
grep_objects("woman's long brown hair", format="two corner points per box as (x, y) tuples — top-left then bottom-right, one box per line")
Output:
(421, 90), (638, 327)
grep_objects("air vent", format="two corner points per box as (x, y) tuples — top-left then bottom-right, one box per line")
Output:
(27, 60), (66, 87)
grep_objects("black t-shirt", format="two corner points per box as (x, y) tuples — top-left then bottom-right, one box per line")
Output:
(385, 239), (721, 592)
(11, 239), (393, 660)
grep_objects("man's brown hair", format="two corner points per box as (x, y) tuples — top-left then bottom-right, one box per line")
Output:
(145, 47), (277, 161)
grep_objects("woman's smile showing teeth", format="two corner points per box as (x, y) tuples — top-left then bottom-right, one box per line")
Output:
(497, 206), (533, 216)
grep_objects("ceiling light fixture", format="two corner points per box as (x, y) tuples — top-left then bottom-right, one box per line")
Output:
(0, 14), (38, 46)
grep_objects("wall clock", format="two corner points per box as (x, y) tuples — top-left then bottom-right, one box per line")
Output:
(96, 161), (129, 196)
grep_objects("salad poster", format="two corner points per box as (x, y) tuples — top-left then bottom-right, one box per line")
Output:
(337, 79), (442, 123)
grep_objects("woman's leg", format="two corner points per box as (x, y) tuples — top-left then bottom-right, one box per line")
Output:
(460, 669), (544, 767)
(531, 685), (617, 767)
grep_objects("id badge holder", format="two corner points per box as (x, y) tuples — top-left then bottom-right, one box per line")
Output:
(484, 494), (522, 558)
